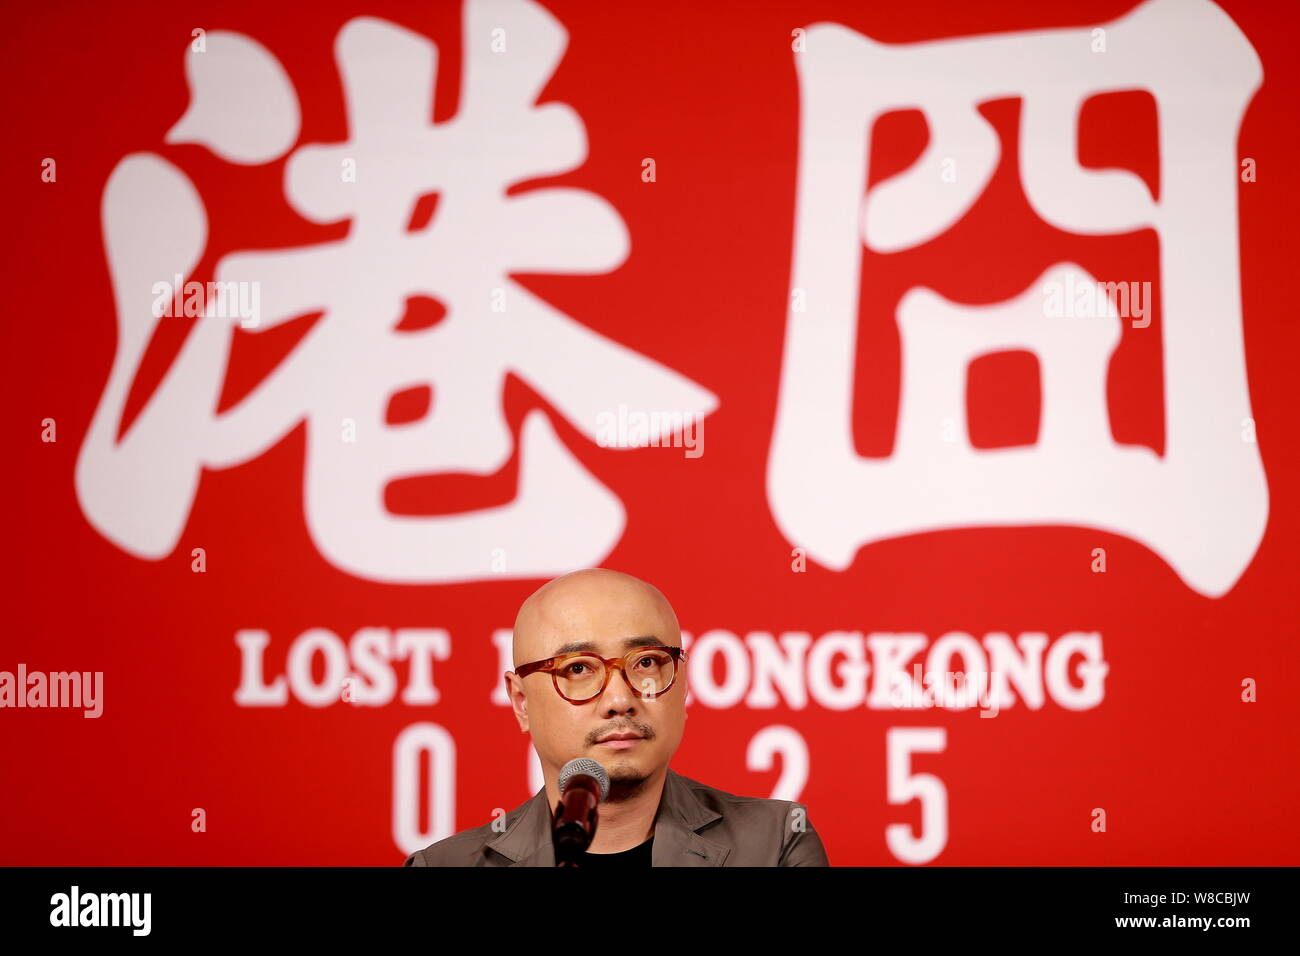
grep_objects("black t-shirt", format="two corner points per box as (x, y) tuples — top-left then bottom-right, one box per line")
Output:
(579, 835), (654, 867)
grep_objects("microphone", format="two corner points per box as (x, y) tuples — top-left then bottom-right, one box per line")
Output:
(552, 758), (610, 867)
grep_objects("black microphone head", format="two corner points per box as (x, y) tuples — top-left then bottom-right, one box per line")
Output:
(558, 758), (610, 802)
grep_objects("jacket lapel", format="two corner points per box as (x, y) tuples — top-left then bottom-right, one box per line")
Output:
(651, 769), (729, 867)
(487, 768), (729, 867)
(486, 785), (555, 867)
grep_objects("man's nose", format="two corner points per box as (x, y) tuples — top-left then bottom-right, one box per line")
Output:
(595, 668), (636, 715)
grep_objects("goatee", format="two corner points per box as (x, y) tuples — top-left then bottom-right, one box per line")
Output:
(605, 765), (651, 802)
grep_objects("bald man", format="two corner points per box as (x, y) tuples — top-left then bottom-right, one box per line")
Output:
(403, 568), (829, 867)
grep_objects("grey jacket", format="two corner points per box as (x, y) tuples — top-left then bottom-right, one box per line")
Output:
(403, 767), (830, 867)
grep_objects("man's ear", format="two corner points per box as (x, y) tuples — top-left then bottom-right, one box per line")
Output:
(505, 672), (529, 732)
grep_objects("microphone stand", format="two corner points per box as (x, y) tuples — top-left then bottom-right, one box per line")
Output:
(552, 787), (600, 867)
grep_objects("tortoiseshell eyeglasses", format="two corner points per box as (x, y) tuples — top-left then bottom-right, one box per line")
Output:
(514, 646), (687, 704)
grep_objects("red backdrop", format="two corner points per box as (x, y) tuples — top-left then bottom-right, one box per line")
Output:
(4, 0), (1298, 865)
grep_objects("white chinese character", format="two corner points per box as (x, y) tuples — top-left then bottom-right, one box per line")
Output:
(77, 0), (716, 583)
(769, 0), (1267, 598)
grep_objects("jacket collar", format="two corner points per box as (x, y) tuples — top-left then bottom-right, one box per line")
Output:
(486, 767), (730, 867)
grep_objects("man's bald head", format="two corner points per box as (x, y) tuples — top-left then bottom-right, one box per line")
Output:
(512, 568), (681, 668)
(504, 568), (689, 803)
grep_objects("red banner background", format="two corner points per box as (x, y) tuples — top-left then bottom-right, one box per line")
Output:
(4, 0), (1298, 865)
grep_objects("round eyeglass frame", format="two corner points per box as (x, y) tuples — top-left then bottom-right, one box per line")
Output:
(514, 646), (688, 704)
